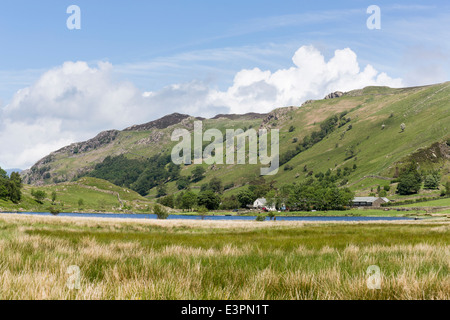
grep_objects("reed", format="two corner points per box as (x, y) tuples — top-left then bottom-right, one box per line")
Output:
(0, 214), (448, 300)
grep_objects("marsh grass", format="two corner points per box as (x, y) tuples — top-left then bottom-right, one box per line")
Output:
(0, 214), (448, 300)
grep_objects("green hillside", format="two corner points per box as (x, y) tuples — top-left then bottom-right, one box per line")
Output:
(0, 177), (156, 213)
(20, 82), (450, 207)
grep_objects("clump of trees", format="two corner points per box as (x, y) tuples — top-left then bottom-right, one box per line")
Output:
(236, 174), (354, 211)
(287, 180), (354, 211)
(0, 169), (22, 203)
(87, 154), (181, 196)
(423, 171), (441, 190)
(31, 189), (46, 204)
(394, 162), (445, 195)
(197, 190), (221, 210)
(191, 166), (206, 182)
(158, 170), (354, 212)
(396, 162), (422, 195)
(158, 185), (221, 211)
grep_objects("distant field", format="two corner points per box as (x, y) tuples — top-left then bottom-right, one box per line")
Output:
(0, 177), (156, 214)
(401, 197), (450, 208)
(0, 214), (448, 300)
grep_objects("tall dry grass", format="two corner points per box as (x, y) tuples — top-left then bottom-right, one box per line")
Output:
(0, 214), (448, 300)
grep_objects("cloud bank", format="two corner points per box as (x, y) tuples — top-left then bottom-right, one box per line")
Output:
(0, 45), (403, 168)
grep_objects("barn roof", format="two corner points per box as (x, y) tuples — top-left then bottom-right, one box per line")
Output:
(254, 198), (267, 205)
(352, 197), (379, 203)
(352, 197), (390, 203)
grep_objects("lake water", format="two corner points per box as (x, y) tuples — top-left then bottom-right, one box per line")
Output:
(0, 211), (414, 222)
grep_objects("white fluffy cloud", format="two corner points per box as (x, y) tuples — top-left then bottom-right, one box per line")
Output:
(1, 61), (164, 169)
(204, 46), (403, 113)
(0, 45), (403, 169)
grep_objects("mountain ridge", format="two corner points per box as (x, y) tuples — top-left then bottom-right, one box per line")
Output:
(22, 82), (450, 197)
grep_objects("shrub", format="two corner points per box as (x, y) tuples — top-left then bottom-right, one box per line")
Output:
(156, 184), (168, 198)
(157, 195), (174, 208)
(267, 211), (276, 220)
(198, 190), (221, 210)
(197, 206), (209, 219)
(48, 207), (60, 215)
(191, 166), (206, 182)
(51, 191), (57, 204)
(176, 177), (190, 190)
(153, 204), (169, 219)
(220, 196), (240, 210)
(31, 189), (47, 204)
(223, 183), (234, 190)
(289, 126), (295, 133)
(424, 173), (441, 190)
(209, 177), (224, 194)
(255, 215), (266, 222)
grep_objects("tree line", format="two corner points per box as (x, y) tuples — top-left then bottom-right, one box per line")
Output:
(0, 168), (22, 203)
(395, 161), (446, 195)
(158, 173), (354, 212)
(85, 154), (208, 197)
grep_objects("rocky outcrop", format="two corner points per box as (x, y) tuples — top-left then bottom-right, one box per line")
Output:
(324, 91), (345, 99)
(135, 131), (165, 145)
(259, 107), (295, 130)
(65, 130), (119, 155)
(22, 130), (120, 185)
(123, 113), (192, 131)
(301, 100), (314, 106)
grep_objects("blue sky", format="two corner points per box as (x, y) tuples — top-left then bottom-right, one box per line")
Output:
(1, 0), (448, 99)
(0, 1), (449, 168)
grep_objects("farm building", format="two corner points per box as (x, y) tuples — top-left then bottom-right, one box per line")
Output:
(352, 197), (390, 207)
(253, 198), (276, 211)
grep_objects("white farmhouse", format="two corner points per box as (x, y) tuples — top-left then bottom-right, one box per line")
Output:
(253, 198), (276, 211)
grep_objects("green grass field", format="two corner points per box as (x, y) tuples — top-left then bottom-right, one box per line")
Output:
(401, 197), (450, 208)
(0, 177), (156, 214)
(0, 214), (448, 300)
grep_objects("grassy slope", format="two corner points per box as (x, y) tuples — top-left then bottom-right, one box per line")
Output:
(20, 82), (450, 211)
(0, 177), (155, 213)
(153, 82), (450, 200)
(401, 197), (450, 208)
